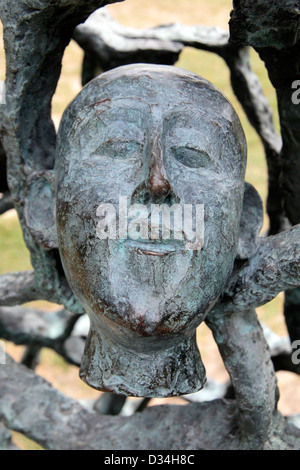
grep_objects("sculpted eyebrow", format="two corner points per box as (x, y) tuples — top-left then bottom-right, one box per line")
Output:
(102, 121), (145, 143)
(101, 105), (145, 122)
(167, 128), (211, 152)
(87, 121), (145, 158)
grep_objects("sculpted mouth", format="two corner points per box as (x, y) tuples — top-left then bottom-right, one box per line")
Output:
(124, 239), (181, 256)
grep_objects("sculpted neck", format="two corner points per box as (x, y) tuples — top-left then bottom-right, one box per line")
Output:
(80, 325), (206, 398)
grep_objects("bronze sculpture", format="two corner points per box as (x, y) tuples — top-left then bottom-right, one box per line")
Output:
(0, 0), (300, 450)
(56, 64), (247, 398)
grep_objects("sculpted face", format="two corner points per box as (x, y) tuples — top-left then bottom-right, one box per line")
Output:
(56, 64), (247, 397)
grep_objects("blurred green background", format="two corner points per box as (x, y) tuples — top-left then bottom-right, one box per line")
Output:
(0, 0), (298, 450)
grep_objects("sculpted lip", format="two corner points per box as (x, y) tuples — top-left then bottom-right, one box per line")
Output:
(124, 239), (179, 256)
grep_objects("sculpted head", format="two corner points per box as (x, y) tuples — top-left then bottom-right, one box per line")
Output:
(55, 64), (247, 397)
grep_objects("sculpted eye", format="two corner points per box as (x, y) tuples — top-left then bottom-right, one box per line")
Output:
(172, 147), (213, 169)
(92, 140), (143, 160)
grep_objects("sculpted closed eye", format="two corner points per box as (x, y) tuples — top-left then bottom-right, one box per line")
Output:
(172, 147), (213, 169)
(92, 140), (143, 160)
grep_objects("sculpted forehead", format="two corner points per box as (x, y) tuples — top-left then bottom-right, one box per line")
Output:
(60, 64), (242, 130)
(57, 65), (246, 178)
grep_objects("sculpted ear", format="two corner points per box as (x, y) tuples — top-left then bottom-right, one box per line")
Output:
(237, 182), (264, 260)
(24, 170), (58, 250)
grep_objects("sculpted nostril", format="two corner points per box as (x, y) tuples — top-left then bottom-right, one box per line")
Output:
(131, 182), (149, 205)
(131, 180), (179, 206)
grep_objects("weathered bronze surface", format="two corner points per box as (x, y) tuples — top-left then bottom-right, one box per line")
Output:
(56, 64), (246, 397)
(1, 0), (300, 451)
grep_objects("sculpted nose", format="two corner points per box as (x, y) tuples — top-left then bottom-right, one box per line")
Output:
(131, 133), (178, 205)
(147, 134), (170, 202)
